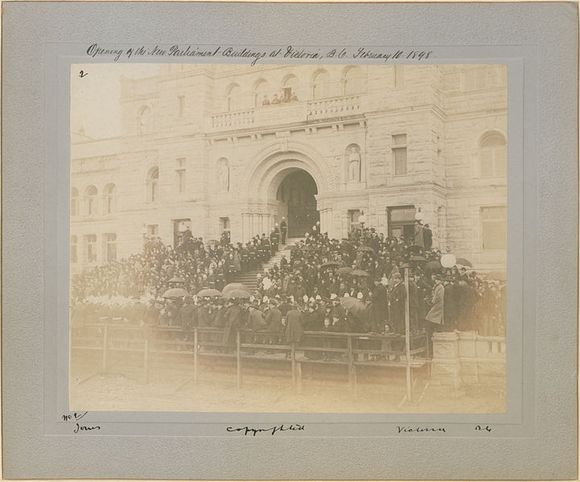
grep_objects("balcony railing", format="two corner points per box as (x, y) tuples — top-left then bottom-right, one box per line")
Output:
(306, 95), (361, 120)
(209, 95), (363, 132)
(211, 109), (255, 129)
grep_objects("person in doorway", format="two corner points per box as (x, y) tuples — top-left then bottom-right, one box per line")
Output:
(280, 217), (288, 244)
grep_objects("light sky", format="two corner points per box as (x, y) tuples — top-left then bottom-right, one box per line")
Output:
(71, 64), (161, 139)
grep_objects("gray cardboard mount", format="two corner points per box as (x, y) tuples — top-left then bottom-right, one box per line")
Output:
(2, 2), (578, 480)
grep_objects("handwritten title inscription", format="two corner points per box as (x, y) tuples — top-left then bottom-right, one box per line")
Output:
(86, 44), (433, 65)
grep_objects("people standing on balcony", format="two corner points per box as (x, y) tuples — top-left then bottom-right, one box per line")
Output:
(271, 94), (281, 104)
(262, 94), (270, 106)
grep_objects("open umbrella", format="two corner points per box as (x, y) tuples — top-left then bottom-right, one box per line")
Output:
(425, 260), (442, 271)
(357, 246), (375, 253)
(225, 289), (251, 299)
(340, 296), (366, 313)
(320, 262), (340, 269)
(455, 257), (473, 267)
(351, 269), (370, 277)
(337, 266), (353, 276)
(168, 276), (186, 285)
(162, 287), (189, 299)
(196, 288), (222, 298)
(222, 282), (247, 294)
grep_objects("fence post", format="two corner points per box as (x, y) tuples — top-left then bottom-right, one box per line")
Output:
(193, 328), (198, 385)
(236, 330), (241, 389)
(291, 342), (296, 388)
(347, 335), (354, 391)
(403, 266), (413, 403)
(101, 324), (109, 374)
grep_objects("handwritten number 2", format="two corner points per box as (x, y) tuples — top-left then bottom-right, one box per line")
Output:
(79, 70), (88, 78)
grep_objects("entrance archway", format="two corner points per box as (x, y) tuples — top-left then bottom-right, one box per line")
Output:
(276, 170), (320, 238)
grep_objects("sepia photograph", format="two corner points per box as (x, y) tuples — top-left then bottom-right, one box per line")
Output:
(69, 63), (508, 413)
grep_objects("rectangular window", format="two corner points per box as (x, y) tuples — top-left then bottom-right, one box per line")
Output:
(85, 234), (97, 263)
(347, 209), (362, 233)
(392, 134), (407, 176)
(104, 233), (117, 262)
(481, 206), (507, 250)
(176, 158), (186, 193)
(146, 224), (159, 237)
(71, 236), (78, 264)
(177, 95), (185, 117)
(387, 205), (416, 239)
(219, 217), (231, 231)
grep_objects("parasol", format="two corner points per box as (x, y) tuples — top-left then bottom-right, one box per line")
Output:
(425, 260), (442, 271)
(357, 246), (375, 253)
(455, 257), (473, 267)
(225, 289), (251, 299)
(162, 287), (189, 299)
(168, 276), (186, 285)
(222, 282), (247, 294)
(337, 267), (353, 276)
(196, 288), (222, 298)
(320, 261), (341, 269)
(340, 296), (367, 315)
(351, 269), (370, 277)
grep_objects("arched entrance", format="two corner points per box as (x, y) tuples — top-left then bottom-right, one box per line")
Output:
(276, 170), (320, 238)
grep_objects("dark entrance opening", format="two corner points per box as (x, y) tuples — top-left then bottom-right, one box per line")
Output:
(277, 170), (319, 238)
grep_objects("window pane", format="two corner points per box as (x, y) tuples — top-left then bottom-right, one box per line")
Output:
(389, 206), (416, 223)
(393, 147), (407, 175)
(481, 148), (494, 177)
(392, 134), (406, 146)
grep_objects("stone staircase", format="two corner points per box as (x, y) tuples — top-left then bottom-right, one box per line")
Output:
(231, 238), (304, 293)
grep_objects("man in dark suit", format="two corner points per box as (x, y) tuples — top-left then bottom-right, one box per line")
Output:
(388, 273), (406, 334)
(423, 224), (433, 250)
(280, 218), (288, 244)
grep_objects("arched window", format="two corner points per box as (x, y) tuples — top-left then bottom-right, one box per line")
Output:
(146, 167), (159, 203)
(343, 66), (365, 95)
(480, 132), (507, 178)
(137, 105), (152, 135)
(71, 188), (79, 217)
(217, 158), (230, 192)
(226, 84), (241, 112)
(253, 79), (270, 106)
(84, 185), (98, 216)
(281, 74), (299, 102)
(312, 70), (330, 99)
(103, 183), (116, 215)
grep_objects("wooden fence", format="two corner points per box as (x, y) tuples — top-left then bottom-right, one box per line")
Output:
(71, 323), (429, 393)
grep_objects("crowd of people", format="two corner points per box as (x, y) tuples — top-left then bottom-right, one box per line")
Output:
(71, 222), (506, 349)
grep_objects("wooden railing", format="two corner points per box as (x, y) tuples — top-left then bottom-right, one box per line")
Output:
(71, 323), (428, 391)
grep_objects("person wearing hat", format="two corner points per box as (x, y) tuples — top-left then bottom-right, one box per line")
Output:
(425, 275), (445, 357)
(248, 301), (267, 332)
(388, 272), (406, 334)
(265, 301), (283, 333)
(280, 217), (288, 244)
(284, 302), (304, 348)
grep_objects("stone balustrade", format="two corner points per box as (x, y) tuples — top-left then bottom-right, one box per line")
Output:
(209, 95), (363, 132)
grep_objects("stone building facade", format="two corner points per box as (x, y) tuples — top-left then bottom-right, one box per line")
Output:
(70, 64), (507, 273)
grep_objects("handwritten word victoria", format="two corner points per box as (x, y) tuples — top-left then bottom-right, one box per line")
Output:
(226, 424), (305, 436)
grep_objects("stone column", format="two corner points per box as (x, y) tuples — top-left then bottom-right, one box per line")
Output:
(431, 331), (461, 390)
